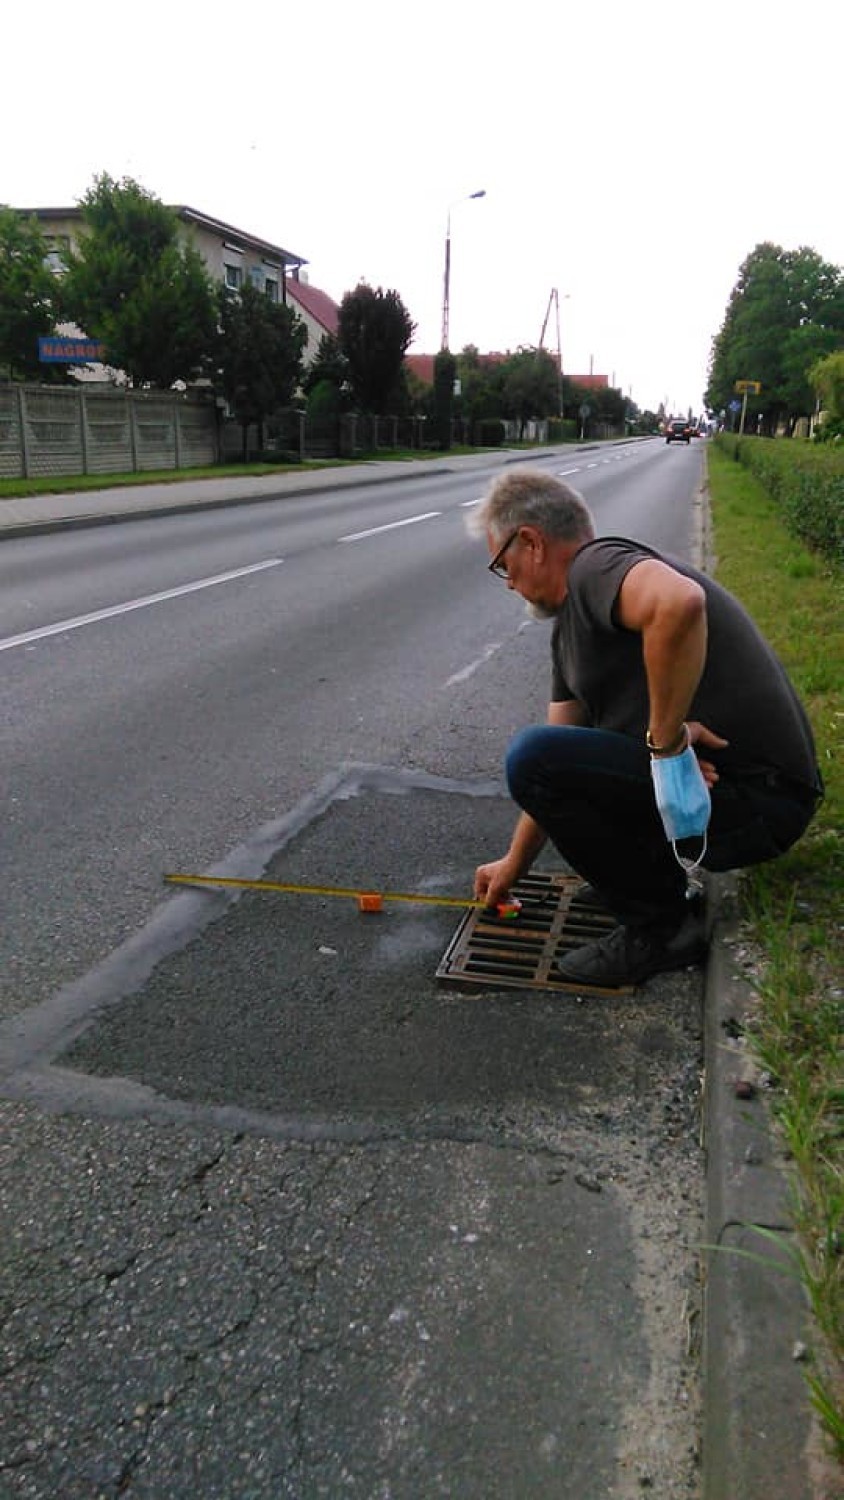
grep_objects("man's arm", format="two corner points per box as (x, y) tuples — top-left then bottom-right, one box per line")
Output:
(616, 558), (727, 772)
(474, 699), (586, 906)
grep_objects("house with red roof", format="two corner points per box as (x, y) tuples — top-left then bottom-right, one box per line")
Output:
(284, 275), (341, 366)
(405, 353), (609, 389)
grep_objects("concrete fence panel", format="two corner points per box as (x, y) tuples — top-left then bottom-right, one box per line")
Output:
(0, 384), (218, 479)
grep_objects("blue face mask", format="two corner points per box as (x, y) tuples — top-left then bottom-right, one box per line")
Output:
(650, 745), (711, 868)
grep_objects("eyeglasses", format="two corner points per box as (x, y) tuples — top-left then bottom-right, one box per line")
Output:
(487, 530), (519, 579)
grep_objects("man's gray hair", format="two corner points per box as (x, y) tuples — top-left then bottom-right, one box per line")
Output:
(466, 468), (595, 544)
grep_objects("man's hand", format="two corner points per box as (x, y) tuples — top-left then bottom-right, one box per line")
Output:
(685, 719), (729, 788)
(474, 858), (520, 910)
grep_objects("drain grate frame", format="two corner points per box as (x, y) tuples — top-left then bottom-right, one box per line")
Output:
(436, 872), (633, 996)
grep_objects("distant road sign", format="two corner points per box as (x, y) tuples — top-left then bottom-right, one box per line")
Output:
(38, 337), (106, 363)
(729, 399), (741, 412)
(734, 380), (762, 395)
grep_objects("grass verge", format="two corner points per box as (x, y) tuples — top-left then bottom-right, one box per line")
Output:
(707, 444), (843, 1465)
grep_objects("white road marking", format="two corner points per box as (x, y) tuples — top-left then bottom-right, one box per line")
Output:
(443, 643), (503, 686)
(338, 511), (441, 542)
(558, 467), (581, 475)
(0, 558), (284, 654)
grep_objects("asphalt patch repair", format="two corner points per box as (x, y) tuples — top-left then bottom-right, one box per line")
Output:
(0, 768), (707, 1496)
(30, 766), (705, 1138)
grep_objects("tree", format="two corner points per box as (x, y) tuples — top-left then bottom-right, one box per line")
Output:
(337, 282), (415, 412)
(499, 348), (561, 437)
(217, 281), (307, 460)
(809, 349), (844, 439)
(301, 333), (350, 400)
(60, 174), (219, 388)
(706, 243), (844, 434)
(456, 345), (505, 426)
(810, 349), (844, 419)
(433, 348), (457, 449)
(0, 208), (62, 379)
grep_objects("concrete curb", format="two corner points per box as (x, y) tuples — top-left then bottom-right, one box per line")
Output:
(702, 874), (816, 1499)
(0, 463), (438, 541)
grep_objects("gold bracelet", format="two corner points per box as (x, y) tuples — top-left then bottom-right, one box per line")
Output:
(646, 724), (688, 756)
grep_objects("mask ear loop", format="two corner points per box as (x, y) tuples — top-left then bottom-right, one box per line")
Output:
(671, 830), (708, 873)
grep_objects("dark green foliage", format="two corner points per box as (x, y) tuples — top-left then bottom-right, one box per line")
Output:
(60, 174), (219, 388)
(217, 281), (307, 458)
(707, 243), (844, 434)
(0, 207), (62, 379)
(306, 378), (343, 418)
(812, 418), (844, 443)
(337, 282), (415, 413)
(433, 348), (456, 449)
(563, 378), (628, 431)
(475, 418), (505, 446)
(809, 350), (844, 436)
(714, 434), (844, 562)
(455, 345), (504, 425)
(546, 418), (578, 442)
(498, 348), (560, 436)
(301, 333), (350, 401)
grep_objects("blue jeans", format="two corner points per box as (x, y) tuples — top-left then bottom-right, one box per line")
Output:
(505, 725), (817, 933)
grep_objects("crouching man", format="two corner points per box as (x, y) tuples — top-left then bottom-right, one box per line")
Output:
(470, 470), (823, 986)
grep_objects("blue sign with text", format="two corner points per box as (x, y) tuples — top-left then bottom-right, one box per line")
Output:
(38, 337), (107, 363)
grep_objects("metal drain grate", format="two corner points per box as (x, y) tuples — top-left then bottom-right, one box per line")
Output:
(436, 872), (633, 996)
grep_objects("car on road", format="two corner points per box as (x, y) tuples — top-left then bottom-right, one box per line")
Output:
(665, 419), (691, 444)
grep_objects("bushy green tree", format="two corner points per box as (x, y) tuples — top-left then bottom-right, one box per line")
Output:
(499, 348), (560, 437)
(809, 349), (844, 440)
(337, 282), (415, 412)
(0, 207), (61, 379)
(301, 332), (350, 400)
(706, 243), (844, 434)
(217, 281), (307, 459)
(809, 350), (844, 419)
(456, 345), (504, 425)
(60, 174), (219, 387)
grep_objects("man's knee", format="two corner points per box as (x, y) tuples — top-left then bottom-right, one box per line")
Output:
(505, 723), (568, 799)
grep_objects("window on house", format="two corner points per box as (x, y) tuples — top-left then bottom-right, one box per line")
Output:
(44, 235), (70, 273)
(264, 278), (278, 303)
(224, 263), (242, 290)
(249, 265), (264, 290)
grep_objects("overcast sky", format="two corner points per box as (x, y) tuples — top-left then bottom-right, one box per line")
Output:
(7, 0), (841, 416)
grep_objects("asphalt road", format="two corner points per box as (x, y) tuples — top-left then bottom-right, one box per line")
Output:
(0, 439), (715, 1498)
(1, 436), (703, 1019)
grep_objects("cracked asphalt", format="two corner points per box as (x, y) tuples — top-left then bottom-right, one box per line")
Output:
(1, 774), (705, 1498)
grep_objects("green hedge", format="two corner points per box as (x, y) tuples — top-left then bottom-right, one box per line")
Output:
(547, 418), (578, 442)
(474, 419), (506, 447)
(714, 434), (844, 563)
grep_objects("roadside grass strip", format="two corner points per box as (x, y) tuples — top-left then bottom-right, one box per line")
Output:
(707, 444), (843, 1466)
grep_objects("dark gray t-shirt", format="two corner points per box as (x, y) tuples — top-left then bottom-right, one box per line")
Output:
(550, 537), (818, 788)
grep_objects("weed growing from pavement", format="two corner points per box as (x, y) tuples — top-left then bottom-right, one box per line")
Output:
(707, 444), (843, 1464)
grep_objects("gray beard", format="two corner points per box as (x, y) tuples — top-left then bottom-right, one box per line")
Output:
(525, 600), (558, 621)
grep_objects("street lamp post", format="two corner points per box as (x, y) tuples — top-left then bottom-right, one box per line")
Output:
(440, 190), (485, 350)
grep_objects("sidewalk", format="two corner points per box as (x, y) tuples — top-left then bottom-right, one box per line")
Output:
(0, 447), (546, 541)
(0, 450), (823, 1497)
